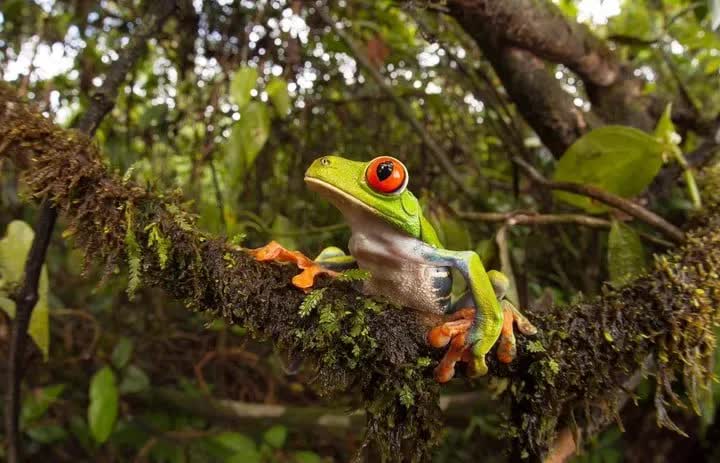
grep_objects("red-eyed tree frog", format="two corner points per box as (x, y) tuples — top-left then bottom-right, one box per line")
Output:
(251, 155), (536, 382)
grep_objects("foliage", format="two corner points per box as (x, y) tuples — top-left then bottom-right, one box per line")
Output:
(553, 126), (665, 213)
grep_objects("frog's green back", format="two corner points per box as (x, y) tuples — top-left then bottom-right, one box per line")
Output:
(420, 214), (443, 248)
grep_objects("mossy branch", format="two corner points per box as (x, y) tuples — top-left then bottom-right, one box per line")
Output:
(2, 83), (720, 461)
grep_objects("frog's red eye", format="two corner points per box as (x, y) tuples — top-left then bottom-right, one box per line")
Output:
(365, 156), (408, 194)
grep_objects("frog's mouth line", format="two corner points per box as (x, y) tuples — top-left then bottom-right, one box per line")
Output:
(304, 177), (377, 217)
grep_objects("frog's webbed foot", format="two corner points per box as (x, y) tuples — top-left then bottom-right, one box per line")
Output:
(427, 308), (476, 383)
(497, 299), (538, 364)
(250, 241), (339, 291)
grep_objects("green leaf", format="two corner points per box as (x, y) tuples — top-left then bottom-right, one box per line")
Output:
(88, 366), (119, 444)
(608, 221), (647, 285)
(226, 102), (270, 183)
(294, 451), (323, 463)
(230, 66), (258, 108)
(0, 296), (16, 318)
(118, 365), (150, 394)
(0, 221), (50, 359)
(263, 425), (287, 449)
(266, 77), (291, 117)
(211, 432), (260, 462)
(26, 424), (69, 444)
(21, 384), (66, 425)
(553, 126), (665, 213)
(111, 337), (134, 369)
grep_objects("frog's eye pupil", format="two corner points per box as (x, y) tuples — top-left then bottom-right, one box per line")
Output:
(377, 161), (394, 181)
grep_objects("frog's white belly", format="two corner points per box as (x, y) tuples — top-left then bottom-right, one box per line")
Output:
(348, 222), (452, 314)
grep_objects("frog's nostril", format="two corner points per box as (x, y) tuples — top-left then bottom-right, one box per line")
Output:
(320, 157), (331, 166)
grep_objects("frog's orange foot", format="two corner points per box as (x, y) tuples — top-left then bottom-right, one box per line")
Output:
(497, 300), (538, 364)
(249, 240), (338, 291)
(427, 308), (476, 383)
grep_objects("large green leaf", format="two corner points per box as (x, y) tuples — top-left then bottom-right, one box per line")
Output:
(266, 77), (291, 117)
(230, 66), (258, 108)
(88, 366), (118, 444)
(608, 221), (647, 285)
(226, 102), (270, 184)
(553, 126), (665, 213)
(0, 220), (50, 359)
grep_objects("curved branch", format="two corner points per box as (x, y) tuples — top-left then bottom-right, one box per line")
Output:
(511, 156), (685, 243)
(1, 83), (719, 461)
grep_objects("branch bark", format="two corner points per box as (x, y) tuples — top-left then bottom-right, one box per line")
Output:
(2, 2), (178, 461)
(445, 0), (620, 87)
(440, 0), (657, 156)
(2, 82), (720, 461)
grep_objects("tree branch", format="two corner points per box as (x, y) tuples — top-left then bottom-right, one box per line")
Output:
(438, 0), (657, 155)
(511, 156), (685, 243)
(2, 83), (720, 461)
(445, 0), (620, 87)
(2, 2), (179, 461)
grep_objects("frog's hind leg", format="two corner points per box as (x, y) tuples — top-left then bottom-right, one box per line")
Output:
(314, 246), (357, 271)
(250, 241), (339, 291)
(427, 308), (475, 382)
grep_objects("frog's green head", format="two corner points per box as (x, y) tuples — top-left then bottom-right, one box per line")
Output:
(305, 155), (424, 238)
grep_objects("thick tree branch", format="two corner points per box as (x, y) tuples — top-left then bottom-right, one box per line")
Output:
(2, 2), (179, 462)
(1, 84), (719, 461)
(445, 0), (620, 87)
(439, 0), (657, 156)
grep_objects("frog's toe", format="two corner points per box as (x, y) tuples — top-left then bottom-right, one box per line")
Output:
(250, 240), (338, 291)
(428, 318), (472, 348)
(498, 303), (517, 364)
(428, 308), (477, 383)
(497, 300), (537, 364)
(434, 331), (468, 383)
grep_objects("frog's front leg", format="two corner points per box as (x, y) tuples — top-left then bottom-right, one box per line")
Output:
(425, 248), (537, 382)
(420, 248), (502, 381)
(250, 241), (345, 290)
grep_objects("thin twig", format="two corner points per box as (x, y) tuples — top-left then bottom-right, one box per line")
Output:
(456, 210), (611, 228)
(457, 209), (674, 247)
(3, 2), (179, 461)
(511, 157), (685, 243)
